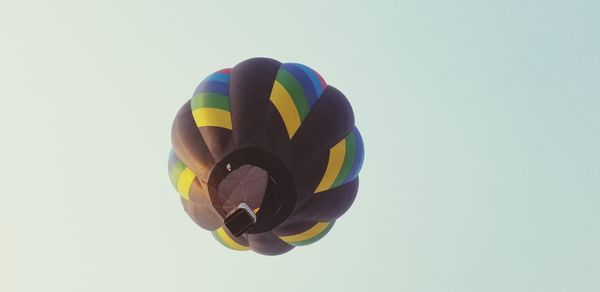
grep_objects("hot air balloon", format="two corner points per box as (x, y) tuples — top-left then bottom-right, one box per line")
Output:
(168, 58), (364, 255)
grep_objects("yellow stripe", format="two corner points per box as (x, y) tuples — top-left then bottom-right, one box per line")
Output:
(177, 167), (196, 200)
(279, 222), (331, 243)
(216, 227), (249, 251)
(192, 108), (232, 129)
(269, 80), (301, 138)
(314, 139), (346, 193)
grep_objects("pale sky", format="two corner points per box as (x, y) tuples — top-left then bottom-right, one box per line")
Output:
(1, 1), (599, 291)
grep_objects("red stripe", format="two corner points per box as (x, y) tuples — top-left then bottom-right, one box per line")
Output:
(218, 68), (232, 74)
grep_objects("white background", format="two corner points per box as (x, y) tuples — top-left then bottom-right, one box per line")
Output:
(1, 1), (599, 291)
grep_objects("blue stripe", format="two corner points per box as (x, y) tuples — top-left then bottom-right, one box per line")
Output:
(346, 128), (364, 183)
(281, 64), (319, 107)
(168, 149), (178, 172)
(204, 72), (230, 83)
(294, 63), (325, 97)
(194, 81), (229, 96)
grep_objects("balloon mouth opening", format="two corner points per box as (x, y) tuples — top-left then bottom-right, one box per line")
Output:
(208, 146), (297, 235)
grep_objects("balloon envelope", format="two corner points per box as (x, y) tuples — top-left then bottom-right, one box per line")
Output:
(168, 58), (364, 255)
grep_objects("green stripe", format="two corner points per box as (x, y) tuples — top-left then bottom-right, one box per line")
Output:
(169, 160), (185, 188)
(332, 132), (356, 188)
(289, 221), (335, 246)
(212, 229), (248, 250)
(276, 69), (310, 120)
(191, 93), (230, 111)
(211, 230), (231, 249)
